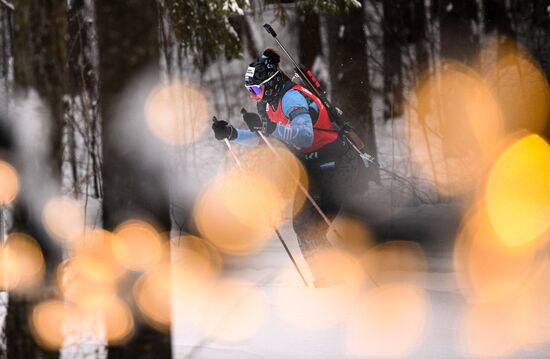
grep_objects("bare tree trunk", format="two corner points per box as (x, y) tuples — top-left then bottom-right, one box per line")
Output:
(297, 12), (322, 70)
(66, 0), (101, 197)
(437, 0), (480, 62)
(382, 0), (404, 120)
(95, 1), (172, 357)
(0, 5), (13, 93)
(483, 0), (514, 39)
(228, 14), (259, 59)
(67, 0), (95, 96)
(6, 1), (69, 356)
(10, 0), (67, 273)
(412, 0), (430, 78)
(12, 0), (68, 171)
(325, 1), (380, 183)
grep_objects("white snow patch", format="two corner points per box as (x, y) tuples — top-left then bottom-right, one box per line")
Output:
(338, 25), (346, 39)
(223, 0), (247, 15)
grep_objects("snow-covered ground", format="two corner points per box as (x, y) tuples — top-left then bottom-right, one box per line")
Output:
(168, 97), (550, 358)
(172, 207), (550, 359)
(171, 125), (549, 358)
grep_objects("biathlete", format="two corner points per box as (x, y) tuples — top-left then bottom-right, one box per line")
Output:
(212, 49), (365, 286)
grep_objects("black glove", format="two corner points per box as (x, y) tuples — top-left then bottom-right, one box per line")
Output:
(212, 117), (237, 141)
(265, 119), (277, 134)
(241, 108), (277, 135)
(242, 111), (262, 132)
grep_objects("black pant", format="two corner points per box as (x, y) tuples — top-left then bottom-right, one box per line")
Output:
(292, 139), (364, 256)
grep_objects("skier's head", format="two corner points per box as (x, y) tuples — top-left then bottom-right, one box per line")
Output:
(244, 49), (289, 103)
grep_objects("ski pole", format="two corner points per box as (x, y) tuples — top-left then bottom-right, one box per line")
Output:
(213, 117), (310, 287)
(0, 205), (5, 291)
(263, 24), (321, 102)
(263, 24), (348, 132)
(223, 138), (246, 173)
(256, 130), (334, 229)
(345, 133), (415, 187)
(236, 108), (335, 231)
(264, 24), (416, 191)
(254, 131), (380, 288)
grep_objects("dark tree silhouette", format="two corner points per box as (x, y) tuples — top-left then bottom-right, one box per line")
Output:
(163, 0), (247, 71)
(382, 0), (405, 119)
(297, 12), (322, 70)
(325, 1), (380, 183)
(6, 1), (68, 358)
(411, 0), (430, 77)
(437, 0), (480, 62)
(95, 0), (172, 357)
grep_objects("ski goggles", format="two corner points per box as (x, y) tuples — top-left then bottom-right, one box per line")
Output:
(245, 71), (280, 95)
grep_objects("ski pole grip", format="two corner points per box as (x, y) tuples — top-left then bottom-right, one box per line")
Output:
(263, 24), (277, 37)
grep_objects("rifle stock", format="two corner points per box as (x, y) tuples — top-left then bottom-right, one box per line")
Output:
(263, 23), (368, 153)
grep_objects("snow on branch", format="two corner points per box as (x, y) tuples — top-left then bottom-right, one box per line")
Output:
(0, 0), (14, 10)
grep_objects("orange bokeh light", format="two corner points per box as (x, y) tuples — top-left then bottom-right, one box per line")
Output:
(113, 220), (164, 271)
(485, 134), (550, 247)
(483, 41), (550, 134)
(460, 294), (532, 357)
(277, 249), (367, 331)
(345, 284), (428, 358)
(454, 202), (542, 303)
(276, 279), (358, 331)
(327, 215), (373, 255)
(0, 160), (19, 205)
(172, 236), (221, 289)
(145, 81), (209, 145)
(194, 170), (284, 255)
(30, 299), (76, 350)
(193, 278), (268, 342)
(0, 233), (45, 292)
(58, 229), (127, 309)
(134, 238), (223, 332)
(236, 145), (308, 218)
(306, 248), (366, 290)
(173, 234), (222, 275)
(523, 257), (550, 347)
(460, 256), (550, 356)
(42, 196), (85, 243)
(220, 170), (286, 231)
(407, 61), (505, 196)
(58, 258), (118, 310)
(360, 241), (428, 286)
(133, 262), (172, 331)
(102, 296), (135, 344)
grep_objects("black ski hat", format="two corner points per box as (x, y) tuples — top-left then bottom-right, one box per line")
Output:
(245, 49), (292, 105)
(244, 48), (281, 85)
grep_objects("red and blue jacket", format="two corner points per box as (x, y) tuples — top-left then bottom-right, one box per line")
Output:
(236, 84), (338, 154)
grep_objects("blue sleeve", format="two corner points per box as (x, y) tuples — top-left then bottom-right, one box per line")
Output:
(235, 128), (260, 146)
(271, 90), (314, 148)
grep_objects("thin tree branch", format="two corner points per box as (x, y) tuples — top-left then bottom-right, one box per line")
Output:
(0, 0), (13, 11)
